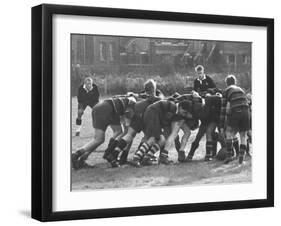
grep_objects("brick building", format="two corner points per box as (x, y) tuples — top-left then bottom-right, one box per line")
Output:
(71, 34), (251, 75)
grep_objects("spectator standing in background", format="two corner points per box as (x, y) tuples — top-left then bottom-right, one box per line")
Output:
(75, 77), (100, 136)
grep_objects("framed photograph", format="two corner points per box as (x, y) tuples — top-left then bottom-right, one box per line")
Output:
(32, 4), (274, 222)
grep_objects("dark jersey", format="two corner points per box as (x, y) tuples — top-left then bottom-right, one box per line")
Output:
(105, 96), (136, 116)
(148, 100), (178, 126)
(202, 95), (222, 123)
(134, 96), (162, 118)
(220, 85), (249, 128)
(172, 94), (204, 120)
(193, 75), (216, 97)
(130, 97), (162, 133)
(77, 83), (99, 107)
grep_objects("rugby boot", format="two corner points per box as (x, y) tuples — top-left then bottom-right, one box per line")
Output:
(141, 155), (154, 166)
(73, 152), (89, 170)
(119, 150), (129, 165)
(223, 153), (235, 164)
(103, 138), (118, 159)
(159, 156), (173, 165)
(105, 150), (120, 168)
(71, 149), (83, 170)
(130, 157), (142, 168)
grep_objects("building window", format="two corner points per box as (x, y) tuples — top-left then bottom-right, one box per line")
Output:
(109, 42), (116, 61)
(140, 52), (149, 64)
(100, 42), (107, 61)
(120, 52), (128, 64)
(227, 54), (235, 64)
(128, 53), (138, 64)
(76, 38), (85, 64)
(85, 36), (94, 65)
(242, 54), (250, 64)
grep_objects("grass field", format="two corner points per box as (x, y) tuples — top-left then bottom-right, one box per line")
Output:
(71, 97), (252, 191)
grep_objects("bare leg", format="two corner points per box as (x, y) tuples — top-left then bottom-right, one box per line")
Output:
(72, 128), (105, 170)
(80, 128), (105, 158)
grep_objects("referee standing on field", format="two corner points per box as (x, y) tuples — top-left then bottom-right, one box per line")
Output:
(75, 76), (100, 136)
(185, 65), (217, 160)
(193, 65), (216, 97)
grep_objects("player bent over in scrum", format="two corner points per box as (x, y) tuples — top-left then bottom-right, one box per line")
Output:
(131, 100), (193, 167)
(71, 96), (136, 170)
(219, 75), (251, 165)
(167, 93), (204, 162)
(155, 118), (192, 165)
(105, 79), (163, 166)
(185, 90), (239, 161)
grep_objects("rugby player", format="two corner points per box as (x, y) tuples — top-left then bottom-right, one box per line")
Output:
(71, 95), (136, 170)
(185, 89), (240, 161)
(166, 92), (204, 162)
(104, 79), (163, 166)
(75, 77), (99, 136)
(193, 65), (216, 97)
(130, 99), (193, 167)
(219, 75), (251, 165)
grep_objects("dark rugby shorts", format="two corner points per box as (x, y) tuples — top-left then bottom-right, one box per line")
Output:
(78, 101), (97, 111)
(143, 108), (162, 139)
(78, 103), (88, 111)
(185, 118), (199, 130)
(130, 115), (144, 133)
(92, 101), (121, 131)
(204, 97), (221, 124)
(227, 107), (250, 132)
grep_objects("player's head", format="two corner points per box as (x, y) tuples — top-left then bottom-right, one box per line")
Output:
(195, 65), (205, 80)
(225, 74), (237, 86)
(178, 100), (193, 118)
(144, 79), (157, 96)
(84, 77), (93, 90)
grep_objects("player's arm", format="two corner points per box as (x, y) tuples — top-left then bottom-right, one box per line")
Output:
(208, 76), (216, 89)
(77, 85), (83, 104)
(93, 83), (100, 103)
(193, 79), (199, 92)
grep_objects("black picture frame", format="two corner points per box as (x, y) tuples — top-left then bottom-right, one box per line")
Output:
(31, 3), (274, 222)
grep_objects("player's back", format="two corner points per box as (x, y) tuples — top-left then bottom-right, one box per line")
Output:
(224, 85), (249, 110)
(134, 97), (161, 117)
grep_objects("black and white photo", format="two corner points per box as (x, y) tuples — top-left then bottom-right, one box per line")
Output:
(70, 35), (253, 190)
